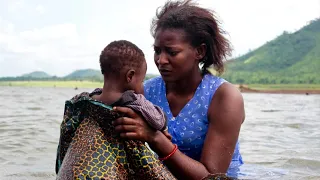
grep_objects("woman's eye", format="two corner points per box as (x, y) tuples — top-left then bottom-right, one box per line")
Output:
(168, 51), (178, 56)
(154, 47), (161, 55)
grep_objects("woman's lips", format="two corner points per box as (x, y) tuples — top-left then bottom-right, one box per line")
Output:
(159, 69), (171, 75)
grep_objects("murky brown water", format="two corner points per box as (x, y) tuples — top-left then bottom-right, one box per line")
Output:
(0, 87), (319, 180)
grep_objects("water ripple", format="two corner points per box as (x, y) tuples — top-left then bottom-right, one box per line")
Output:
(0, 87), (319, 179)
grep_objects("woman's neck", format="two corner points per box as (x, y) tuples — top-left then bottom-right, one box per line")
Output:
(166, 69), (203, 96)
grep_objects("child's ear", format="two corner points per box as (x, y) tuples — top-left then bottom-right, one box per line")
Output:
(126, 69), (135, 83)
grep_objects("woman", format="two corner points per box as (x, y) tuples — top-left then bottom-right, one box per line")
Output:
(113, 0), (245, 179)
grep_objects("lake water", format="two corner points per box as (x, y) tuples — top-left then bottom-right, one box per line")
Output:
(0, 87), (319, 180)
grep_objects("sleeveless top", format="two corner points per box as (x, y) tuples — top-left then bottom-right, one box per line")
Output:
(144, 74), (243, 177)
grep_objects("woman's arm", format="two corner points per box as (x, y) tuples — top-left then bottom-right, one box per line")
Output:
(113, 82), (244, 180)
(200, 82), (245, 173)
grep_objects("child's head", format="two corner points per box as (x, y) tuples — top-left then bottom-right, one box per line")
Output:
(99, 40), (147, 94)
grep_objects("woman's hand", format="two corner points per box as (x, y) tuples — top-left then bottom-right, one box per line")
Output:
(112, 106), (159, 143)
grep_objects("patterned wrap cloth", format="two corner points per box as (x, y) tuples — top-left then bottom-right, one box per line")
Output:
(55, 89), (175, 180)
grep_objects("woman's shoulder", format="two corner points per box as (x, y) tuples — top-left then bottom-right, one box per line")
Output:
(200, 73), (228, 98)
(144, 76), (163, 86)
(203, 73), (227, 85)
(203, 73), (241, 98)
(144, 76), (163, 91)
(207, 75), (245, 123)
(143, 76), (164, 101)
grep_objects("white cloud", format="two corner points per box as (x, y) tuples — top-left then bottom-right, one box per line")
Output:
(0, 0), (319, 77)
(0, 22), (99, 76)
(1, 23), (78, 53)
(19, 24), (78, 42)
(7, 0), (25, 13)
(35, 5), (45, 14)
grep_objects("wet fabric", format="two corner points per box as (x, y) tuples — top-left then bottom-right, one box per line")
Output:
(55, 91), (175, 179)
(90, 89), (167, 131)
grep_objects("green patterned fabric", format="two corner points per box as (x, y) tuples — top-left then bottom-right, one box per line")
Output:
(55, 92), (176, 179)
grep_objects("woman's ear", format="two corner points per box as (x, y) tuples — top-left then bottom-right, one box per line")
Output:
(126, 69), (135, 83)
(196, 43), (207, 61)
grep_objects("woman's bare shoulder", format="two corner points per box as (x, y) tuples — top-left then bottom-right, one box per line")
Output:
(208, 81), (245, 123)
(215, 82), (243, 100)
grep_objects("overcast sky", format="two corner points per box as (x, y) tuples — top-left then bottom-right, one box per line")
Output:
(0, 0), (319, 77)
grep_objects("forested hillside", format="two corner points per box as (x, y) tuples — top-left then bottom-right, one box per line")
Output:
(222, 18), (320, 84)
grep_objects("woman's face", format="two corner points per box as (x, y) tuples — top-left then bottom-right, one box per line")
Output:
(153, 28), (199, 82)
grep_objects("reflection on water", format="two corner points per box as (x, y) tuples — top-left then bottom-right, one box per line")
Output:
(0, 87), (319, 179)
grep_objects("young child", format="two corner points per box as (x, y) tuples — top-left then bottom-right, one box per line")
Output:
(55, 40), (174, 180)
(91, 40), (170, 134)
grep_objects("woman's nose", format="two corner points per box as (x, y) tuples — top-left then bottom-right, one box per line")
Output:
(157, 53), (169, 65)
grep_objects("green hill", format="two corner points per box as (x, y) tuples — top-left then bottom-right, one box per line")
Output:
(64, 69), (101, 78)
(21, 71), (52, 78)
(222, 18), (320, 84)
(0, 68), (159, 82)
(62, 69), (158, 81)
(64, 69), (102, 81)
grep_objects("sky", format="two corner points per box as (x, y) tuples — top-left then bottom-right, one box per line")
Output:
(0, 0), (319, 77)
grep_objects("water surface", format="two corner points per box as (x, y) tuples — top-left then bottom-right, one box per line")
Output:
(0, 87), (319, 179)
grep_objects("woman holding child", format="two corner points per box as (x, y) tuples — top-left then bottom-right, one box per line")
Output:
(112, 0), (245, 179)
(56, 0), (245, 179)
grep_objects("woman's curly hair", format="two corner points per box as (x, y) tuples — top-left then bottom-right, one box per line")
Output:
(151, 0), (232, 75)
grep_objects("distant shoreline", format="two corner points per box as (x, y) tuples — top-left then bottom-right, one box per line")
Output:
(239, 87), (320, 94)
(1, 81), (320, 94)
(0, 81), (103, 88)
(235, 84), (320, 94)
(241, 89), (320, 95)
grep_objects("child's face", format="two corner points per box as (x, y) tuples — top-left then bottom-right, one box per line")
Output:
(128, 61), (147, 94)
